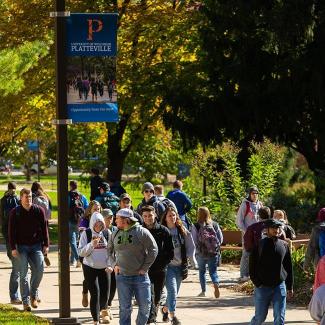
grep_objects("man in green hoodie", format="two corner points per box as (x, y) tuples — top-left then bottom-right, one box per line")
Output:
(107, 208), (158, 325)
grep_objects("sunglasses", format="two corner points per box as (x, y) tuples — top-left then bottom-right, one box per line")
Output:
(144, 190), (154, 193)
(252, 192), (259, 195)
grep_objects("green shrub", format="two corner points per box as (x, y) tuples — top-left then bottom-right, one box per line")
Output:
(291, 247), (313, 305)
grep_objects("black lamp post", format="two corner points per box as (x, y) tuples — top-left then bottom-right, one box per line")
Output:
(51, 0), (79, 324)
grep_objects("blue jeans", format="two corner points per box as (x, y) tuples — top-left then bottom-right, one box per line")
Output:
(69, 221), (79, 264)
(250, 282), (287, 325)
(116, 273), (151, 325)
(166, 265), (183, 313)
(17, 243), (44, 305)
(197, 255), (219, 292)
(6, 241), (20, 300)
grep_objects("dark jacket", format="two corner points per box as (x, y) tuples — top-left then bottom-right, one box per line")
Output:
(8, 205), (49, 249)
(304, 222), (325, 270)
(90, 175), (103, 201)
(166, 189), (192, 217)
(144, 222), (174, 272)
(249, 237), (293, 290)
(136, 196), (165, 221)
(244, 220), (268, 252)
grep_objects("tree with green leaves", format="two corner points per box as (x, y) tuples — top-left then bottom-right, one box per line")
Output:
(0, 0), (197, 181)
(164, 0), (325, 204)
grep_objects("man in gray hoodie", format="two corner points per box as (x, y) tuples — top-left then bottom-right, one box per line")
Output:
(107, 208), (158, 325)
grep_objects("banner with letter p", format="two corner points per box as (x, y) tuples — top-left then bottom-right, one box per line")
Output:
(66, 13), (118, 122)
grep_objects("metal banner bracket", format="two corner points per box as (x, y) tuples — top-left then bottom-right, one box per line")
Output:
(52, 119), (73, 125)
(50, 11), (70, 17)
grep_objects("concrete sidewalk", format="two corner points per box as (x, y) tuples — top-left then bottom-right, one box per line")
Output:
(0, 249), (314, 325)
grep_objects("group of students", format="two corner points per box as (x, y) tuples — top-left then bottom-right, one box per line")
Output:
(68, 179), (224, 325)
(0, 181), (52, 308)
(3, 178), (325, 324)
(235, 186), (294, 324)
(236, 185), (325, 325)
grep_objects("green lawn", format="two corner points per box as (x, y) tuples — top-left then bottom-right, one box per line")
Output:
(0, 304), (48, 324)
(0, 175), (160, 218)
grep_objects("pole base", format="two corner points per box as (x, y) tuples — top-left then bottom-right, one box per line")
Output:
(51, 318), (81, 325)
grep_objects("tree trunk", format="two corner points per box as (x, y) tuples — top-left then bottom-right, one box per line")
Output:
(105, 117), (131, 182)
(313, 169), (325, 207)
(106, 145), (126, 182)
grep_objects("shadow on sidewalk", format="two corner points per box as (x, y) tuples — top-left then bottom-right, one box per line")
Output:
(178, 295), (253, 309)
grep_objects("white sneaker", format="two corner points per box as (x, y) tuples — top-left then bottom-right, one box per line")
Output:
(197, 291), (206, 297)
(238, 276), (250, 283)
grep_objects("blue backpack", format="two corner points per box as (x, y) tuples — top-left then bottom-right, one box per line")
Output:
(319, 229), (325, 258)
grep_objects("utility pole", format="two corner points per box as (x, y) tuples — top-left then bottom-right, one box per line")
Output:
(51, 0), (79, 324)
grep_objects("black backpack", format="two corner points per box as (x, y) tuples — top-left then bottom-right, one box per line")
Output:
(69, 191), (85, 224)
(1, 194), (19, 235)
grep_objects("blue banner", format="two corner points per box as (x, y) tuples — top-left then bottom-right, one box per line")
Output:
(66, 13), (118, 57)
(67, 103), (118, 123)
(66, 13), (119, 123)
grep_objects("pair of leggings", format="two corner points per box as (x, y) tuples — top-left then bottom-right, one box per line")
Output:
(81, 261), (88, 294)
(83, 264), (110, 322)
(107, 271), (116, 306)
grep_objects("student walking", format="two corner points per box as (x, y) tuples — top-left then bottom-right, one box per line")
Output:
(191, 207), (223, 298)
(0, 182), (20, 304)
(102, 209), (117, 321)
(142, 205), (174, 324)
(107, 208), (158, 325)
(236, 186), (263, 282)
(249, 218), (293, 325)
(166, 180), (192, 229)
(309, 256), (325, 324)
(79, 200), (102, 308)
(78, 212), (111, 324)
(68, 180), (88, 267)
(136, 182), (165, 221)
(304, 207), (325, 272)
(8, 188), (49, 311)
(161, 206), (197, 325)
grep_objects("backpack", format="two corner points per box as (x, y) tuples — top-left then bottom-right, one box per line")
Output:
(1, 194), (19, 217)
(101, 195), (119, 214)
(319, 229), (325, 258)
(33, 196), (51, 220)
(1, 194), (19, 236)
(161, 198), (176, 210)
(195, 222), (221, 257)
(69, 191), (85, 224)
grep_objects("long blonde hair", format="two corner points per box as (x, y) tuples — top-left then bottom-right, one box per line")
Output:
(197, 206), (212, 225)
